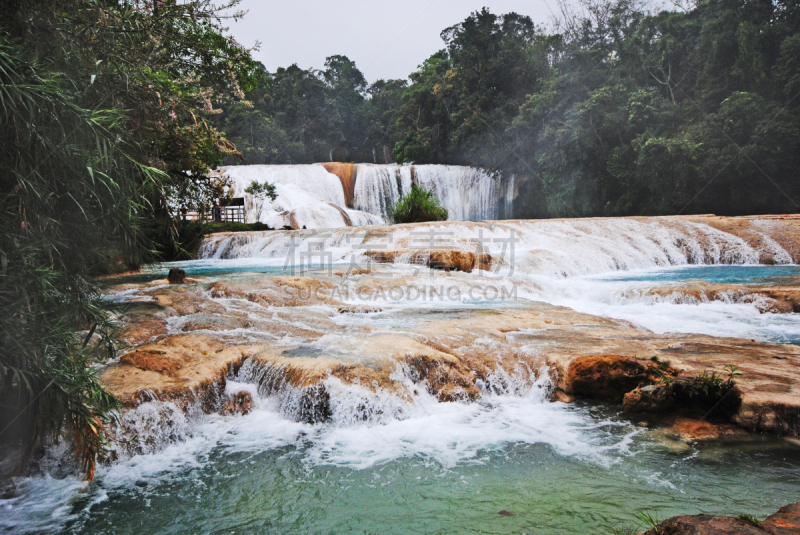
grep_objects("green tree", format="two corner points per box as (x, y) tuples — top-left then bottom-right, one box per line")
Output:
(244, 180), (278, 222)
(0, 37), (164, 479)
(0, 0), (263, 477)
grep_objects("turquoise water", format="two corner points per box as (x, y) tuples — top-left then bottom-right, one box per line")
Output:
(551, 265), (800, 345)
(596, 265), (800, 285)
(54, 404), (800, 534)
(8, 263), (798, 534)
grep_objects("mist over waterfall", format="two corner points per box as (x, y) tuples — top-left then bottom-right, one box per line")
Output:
(217, 163), (510, 229)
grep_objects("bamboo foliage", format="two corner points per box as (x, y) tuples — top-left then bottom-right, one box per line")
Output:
(0, 37), (166, 479)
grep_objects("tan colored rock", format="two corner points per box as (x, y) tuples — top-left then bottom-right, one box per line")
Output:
(364, 249), (492, 273)
(319, 162), (356, 207)
(120, 350), (183, 375)
(641, 281), (800, 314)
(659, 416), (749, 442)
(623, 384), (675, 413)
(100, 334), (265, 408)
(101, 266), (800, 439)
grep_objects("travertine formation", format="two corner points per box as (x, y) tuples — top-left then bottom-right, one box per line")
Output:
(97, 215), (800, 453)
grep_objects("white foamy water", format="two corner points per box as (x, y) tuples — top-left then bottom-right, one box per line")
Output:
(7, 216), (800, 532)
(219, 164), (383, 229)
(199, 217), (768, 273)
(352, 164), (413, 219)
(1, 366), (642, 534)
(216, 163), (508, 229)
(193, 216), (800, 343)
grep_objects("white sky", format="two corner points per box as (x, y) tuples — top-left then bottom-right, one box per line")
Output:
(226, 0), (557, 82)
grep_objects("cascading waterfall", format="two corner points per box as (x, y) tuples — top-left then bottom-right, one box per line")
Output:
(412, 165), (500, 221)
(352, 164), (412, 218)
(218, 164), (383, 229)
(504, 174), (515, 219)
(198, 217), (786, 277)
(215, 163), (508, 229)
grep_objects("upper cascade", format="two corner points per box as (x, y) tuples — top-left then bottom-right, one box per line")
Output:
(197, 216), (797, 278)
(216, 163), (511, 229)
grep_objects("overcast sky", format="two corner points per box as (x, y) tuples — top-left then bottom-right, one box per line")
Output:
(227, 0), (556, 82)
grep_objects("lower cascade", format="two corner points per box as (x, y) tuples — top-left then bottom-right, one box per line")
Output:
(6, 215), (800, 534)
(216, 163), (511, 229)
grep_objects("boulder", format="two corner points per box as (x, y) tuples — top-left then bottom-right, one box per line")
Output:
(167, 268), (186, 284)
(623, 384), (674, 413)
(363, 249), (492, 273)
(565, 355), (655, 402)
(642, 501), (800, 535)
(120, 350), (183, 376)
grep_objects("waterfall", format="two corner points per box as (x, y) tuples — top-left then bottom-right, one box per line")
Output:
(198, 217), (791, 276)
(412, 165), (500, 221)
(351, 164), (504, 221)
(504, 174), (515, 219)
(218, 164), (382, 229)
(352, 164), (412, 219)
(216, 163), (508, 229)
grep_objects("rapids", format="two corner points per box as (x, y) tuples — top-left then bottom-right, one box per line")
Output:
(4, 215), (800, 534)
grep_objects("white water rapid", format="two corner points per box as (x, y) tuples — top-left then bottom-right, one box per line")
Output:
(5, 216), (800, 534)
(198, 217), (774, 274)
(197, 217), (800, 343)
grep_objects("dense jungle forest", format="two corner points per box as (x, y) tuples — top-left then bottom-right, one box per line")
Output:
(221, 0), (800, 218)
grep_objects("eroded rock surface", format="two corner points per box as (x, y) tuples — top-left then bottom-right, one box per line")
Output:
(100, 216), (800, 443)
(641, 501), (800, 535)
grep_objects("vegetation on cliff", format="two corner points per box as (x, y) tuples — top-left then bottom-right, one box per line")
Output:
(390, 185), (449, 224)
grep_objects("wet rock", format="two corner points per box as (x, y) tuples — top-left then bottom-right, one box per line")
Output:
(364, 249), (492, 273)
(623, 384), (675, 413)
(222, 391), (253, 415)
(566, 355), (655, 402)
(100, 334), (262, 408)
(168, 268), (186, 284)
(657, 416), (748, 442)
(764, 502), (800, 534)
(337, 305), (383, 314)
(643, 501), (800, 535)
(120, 350), (183, 375)
(733, 400), (800, 437)
(405, 353), (481, 402)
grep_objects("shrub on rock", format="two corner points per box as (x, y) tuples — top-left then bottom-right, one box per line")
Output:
(390, 184), (448, 223)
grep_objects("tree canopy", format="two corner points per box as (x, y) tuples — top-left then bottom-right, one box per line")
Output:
(0, 0), (261, 478)
(391, 0), (800, 218)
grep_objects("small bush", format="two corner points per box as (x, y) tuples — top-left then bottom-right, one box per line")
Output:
(685, 365), (741, 401)
(391, 184), (448, 224)
(674, 365), (743, 418)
